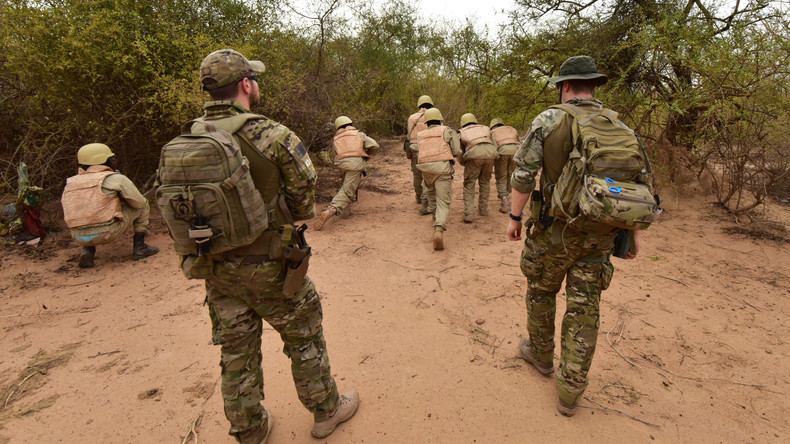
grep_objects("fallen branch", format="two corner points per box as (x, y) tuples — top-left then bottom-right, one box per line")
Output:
(88, 350), (121, 359)
(181, 411), (204, 444)
(380, 258), (423, 271)
(583, 396), (660, 427)
(606, 317), (639, 367)
(3, 369), (41, 409)
(656, 275), (688, 287)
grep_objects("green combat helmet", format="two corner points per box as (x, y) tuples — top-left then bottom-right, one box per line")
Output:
(334, 115), (353, 130)
(547, 55), (608, 86)
(199, 49), (266, 91)
(460, 113), (478, 127)
(417, 95), (434, 108)
(423, 108), (443, 123)
(77, 143), (115, 166)
(489, 118), (504, 129)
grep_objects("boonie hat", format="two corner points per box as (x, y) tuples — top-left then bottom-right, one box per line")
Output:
(547, 55), (608, 86)
(200, 49), (266, 91)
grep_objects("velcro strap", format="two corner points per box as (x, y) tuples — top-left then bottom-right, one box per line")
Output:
(189, 228), (213, 238)
(280, 224), (294, 248)
(222, 158), (250, 191)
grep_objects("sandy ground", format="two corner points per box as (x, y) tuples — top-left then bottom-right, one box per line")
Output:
(1, 139), (789, 444)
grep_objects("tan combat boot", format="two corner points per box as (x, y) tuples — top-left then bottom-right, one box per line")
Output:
(518, 338), (553, 376)
(558, 399), (577, 417)
(433, 227), (444, 250)
(311, 390), (360, 439)
(236, 407), (274, 444)
(313, 207), (337, 231)
(499, 196), (509, 213)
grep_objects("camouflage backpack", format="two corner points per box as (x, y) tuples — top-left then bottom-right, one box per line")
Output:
(155, 114), (270, 256)
(547, 103), (656, 232)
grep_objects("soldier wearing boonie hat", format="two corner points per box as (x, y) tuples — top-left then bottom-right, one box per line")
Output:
(163, 49), (359, 443)
(505, 55), (645, 417)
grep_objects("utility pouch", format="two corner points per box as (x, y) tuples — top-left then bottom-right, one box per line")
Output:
(282, 224), (311, 297)
(403, 139), (412, 159)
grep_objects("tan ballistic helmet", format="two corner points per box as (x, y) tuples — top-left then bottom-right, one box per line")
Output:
(200, 49), (266, 91)
(334, 115), (353, 130)
(423, 108), (443, 123)
(77, 143), (115, 166)
(489, 118), (504, 129)
(417, 95), (434, 108)
(460, 113), (478, 127)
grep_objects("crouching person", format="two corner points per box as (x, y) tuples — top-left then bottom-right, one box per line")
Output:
(61, 143), (159, 268)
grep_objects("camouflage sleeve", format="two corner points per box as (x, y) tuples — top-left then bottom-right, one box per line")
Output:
(246, 120), (317, 220)
(511, 108), (564, 194)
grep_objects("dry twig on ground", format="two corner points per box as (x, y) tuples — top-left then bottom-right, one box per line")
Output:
(181, 412), (204, 444)
(583, 396), (660, 427)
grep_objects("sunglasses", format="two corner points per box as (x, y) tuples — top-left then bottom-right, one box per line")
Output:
(245, 75), (258, 82)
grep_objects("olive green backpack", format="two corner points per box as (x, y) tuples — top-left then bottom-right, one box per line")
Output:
(155, 114), (270, 256)
(547, 104), (656, 232)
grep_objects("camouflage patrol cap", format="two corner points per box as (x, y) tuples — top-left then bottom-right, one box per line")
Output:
(199, 49), (266, 91)
(547, 55), (608, 86)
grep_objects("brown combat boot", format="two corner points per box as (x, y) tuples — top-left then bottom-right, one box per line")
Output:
(236, 407), (274, 444)
(558, 399), (577, 417)
(518, 338), (554, 376)
(313, 207), (337, 231)
(418, 201), (433, 215)
(311, 390), (360, 439)
(463, 213), (475, 223)
(479, 204), (489, 217)
(78, 246), (96, 268)
(433, 228), (444, 251)
(132, 233), (159, 261)
(415, 192), (422, 204)
(499, 196), (509, 213)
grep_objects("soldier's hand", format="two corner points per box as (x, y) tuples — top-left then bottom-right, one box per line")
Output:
(507, 219), (522, 241)
(625, 230), (640, 259)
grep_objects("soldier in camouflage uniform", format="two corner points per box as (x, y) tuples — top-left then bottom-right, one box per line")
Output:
(313, 115), (379, 231)
(181, 49), (359, 443)
(505, 56), (640, 417)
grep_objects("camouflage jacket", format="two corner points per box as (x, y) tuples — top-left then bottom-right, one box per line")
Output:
(201, 101), (317, 221)
(511, 98), (604, 196)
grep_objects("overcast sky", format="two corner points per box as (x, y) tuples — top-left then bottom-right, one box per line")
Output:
(420, 0), (515, 30)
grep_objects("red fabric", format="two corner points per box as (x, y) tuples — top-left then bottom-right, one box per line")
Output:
(23, 207), (47, 238)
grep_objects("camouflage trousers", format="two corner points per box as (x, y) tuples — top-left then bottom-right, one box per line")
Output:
(520, 226), (615, 404)
(70, 202), (150, 246)
(423, 172), (453, 230)
(409, 149), (426, 204)
(195, 256), (340, 438)
(329, 168), (364, 212)
(462, 159), (494, 216)
(494, 154), (515, 199)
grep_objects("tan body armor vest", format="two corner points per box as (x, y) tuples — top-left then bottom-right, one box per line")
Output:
(417, 126), (454, 164)
(408, 110), (428, 144)
(491, 126), (520, 147)
(62, 167), (123, 228)
(334, 127), (368, 160)
(460, 124), (492, 149)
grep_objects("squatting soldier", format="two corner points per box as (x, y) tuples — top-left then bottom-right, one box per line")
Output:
(60, 143), (159, 268)
(506, 56), (641, 416)
(406, 95), (434, 214)
(163, 49), (358, 443)
(416, 108), (462, 250)
(489, 118), (521, 213)
(313, 115), (380, 230)
(458, 113), (498, 222)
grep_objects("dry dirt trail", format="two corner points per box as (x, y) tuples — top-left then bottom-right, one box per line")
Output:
(1, 139), (788, 443)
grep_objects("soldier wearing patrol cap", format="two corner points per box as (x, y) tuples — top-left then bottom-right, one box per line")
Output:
(506, 55), (644, 417)
(60, 143), (159, 268)
(406, 95), (434, 214)
(313, 115), (379, 231)
(173, 49), (359, 443)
